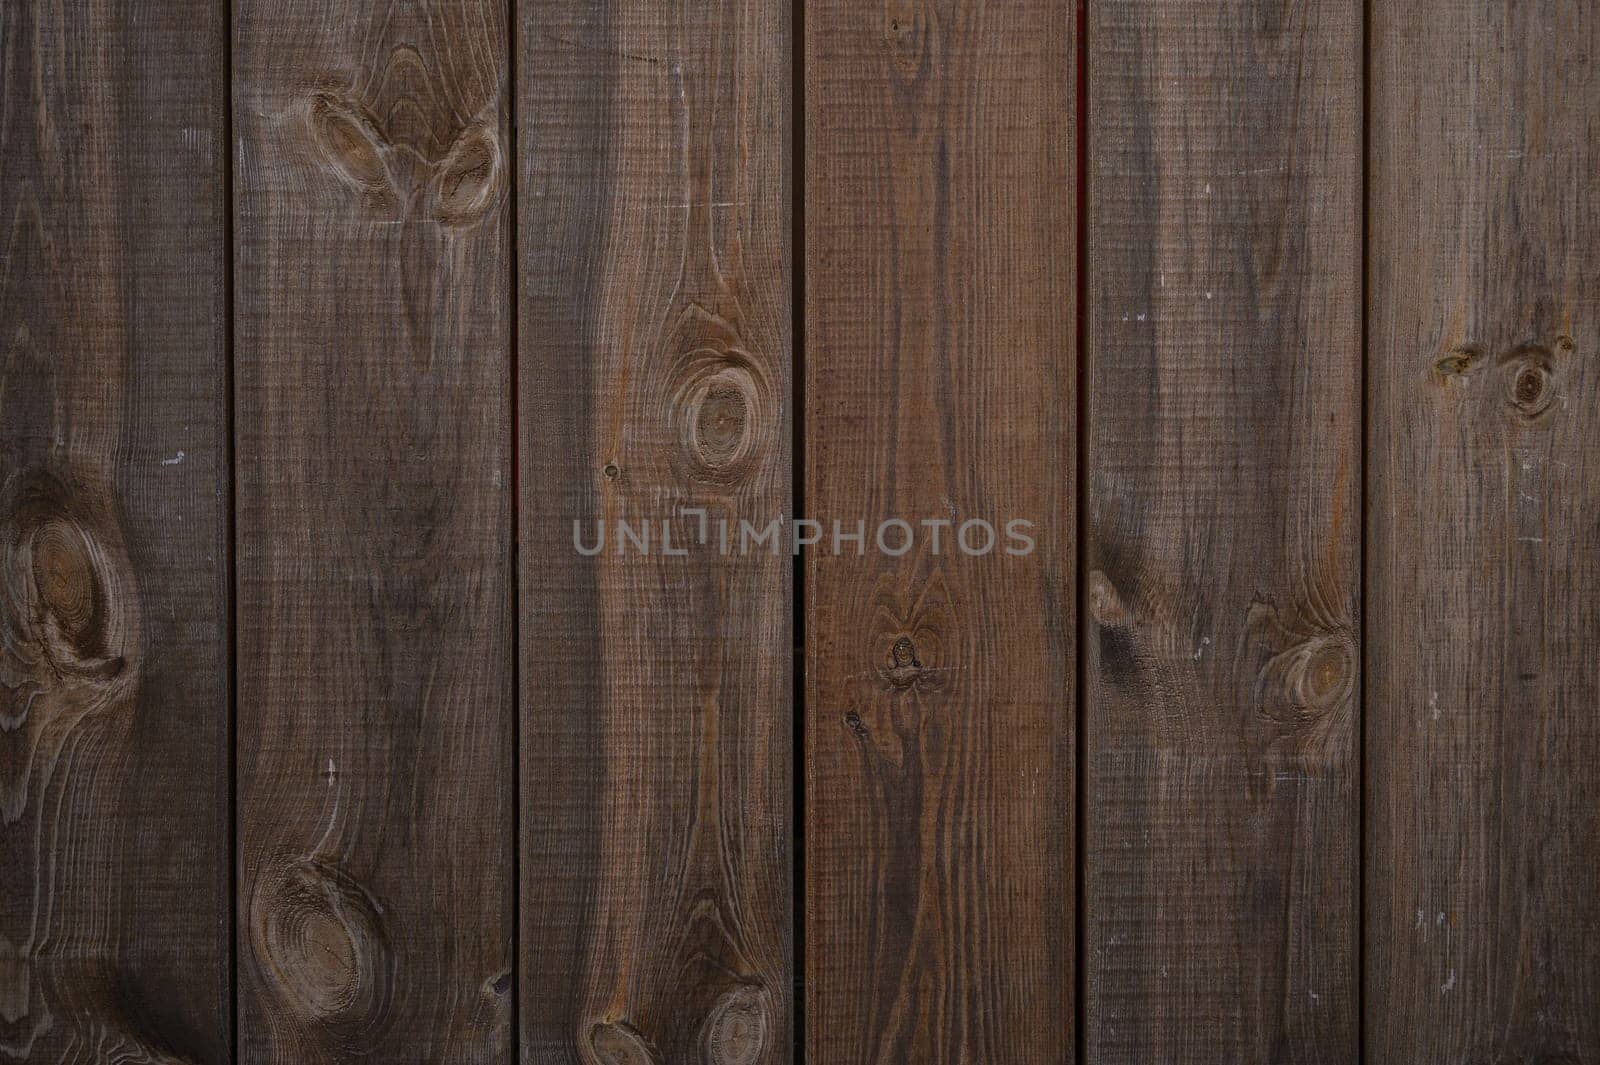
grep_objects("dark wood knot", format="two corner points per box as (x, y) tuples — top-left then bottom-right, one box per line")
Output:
(700, 984), (769, 1065)
(669, 346), (774, 486)
(0, 468), (140, 731)
(252, 858), (394, 1035)
(1503, 343), (1558, 419)
(431, 123), (503, 229)
(308, 92), (399, 217)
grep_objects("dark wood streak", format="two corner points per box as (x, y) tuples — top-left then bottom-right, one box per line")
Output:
(805, 0), (1077, 1060)
(518, 0), (792, 1061)
(1085, 0), (1360, 1060)
(1368, 1), (1600, 1061)
(0, 0), (230, 1059)
(233, 0), (512, 1060)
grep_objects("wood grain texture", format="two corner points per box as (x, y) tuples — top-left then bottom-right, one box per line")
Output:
(233, 1), (512, 1059)
(0, 0), (230, 1060)
(804, 0), (1076, 1060)
(517, 1), (792, 1062)
(1084, 2), (1360, 1061)
(1367, 3), (1600, 1061)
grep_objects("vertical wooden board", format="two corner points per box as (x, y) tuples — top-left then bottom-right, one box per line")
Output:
(0, 0), (230, 1059)
(1368, 3), (1600, 1061)
(804, 1), (1075, 1061)
(1085, 2), (1360, 1061)
(517, 1), (792, 1062)
(233, 1), (512, 1060)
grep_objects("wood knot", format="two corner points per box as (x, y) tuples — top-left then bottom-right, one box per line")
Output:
(0, 469), (139, 733)
(308, 90), (502, 227)
(1288, 635), (1356, 712)
(1246, 596), (1356, 725)
(891, 636), (918, 668)
(308, 92), (398, 217)
(669, 347), (773, 486)
(586, 1020), (659, 1065)
(252, 859), (393, 1035)
(1503, 344), (1557, 419)
(431, 123), (503, 229)
(884, 635), (925, 688)
(1433, 345), (1483, 379)
(700, 984), (769, 1065)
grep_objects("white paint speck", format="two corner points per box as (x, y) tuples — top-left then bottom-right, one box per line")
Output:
(1442, 968), (1456, 993)
(1430, 691), (1440, 721)
(163, 451), (186, 465)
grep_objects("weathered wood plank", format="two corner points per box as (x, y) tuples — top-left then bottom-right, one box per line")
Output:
(233, 2), (513, 1059)
(803, 0), (1077, 1060)
(0, 0), (231, 1058)
(1084, 2), (1361, 1060)
(517, 1), (793, 1061)
(1367, 2), (1600, 1060)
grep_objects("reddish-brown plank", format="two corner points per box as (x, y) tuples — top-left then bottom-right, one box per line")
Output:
(804, 0), (1077, 1060)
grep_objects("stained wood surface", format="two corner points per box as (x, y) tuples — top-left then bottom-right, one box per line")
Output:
(1084, 2), (1361, 1061)
(1366, 3), (1600, 1061)
(803, 0), (1076, 1060)
(517, 1), (793, 1062)
(0, 0), (231, 1059)
(233, 2), (513, 1060)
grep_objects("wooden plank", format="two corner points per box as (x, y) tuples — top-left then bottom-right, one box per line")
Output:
(1367, 3), (1600, 1060)
(1084, 2), (1360, 1060)
(233, 2), (512, 1059)
(517, 1), (793, 1061)
(0, 1), (230, 1059)
(803, 0), (1076, 1059)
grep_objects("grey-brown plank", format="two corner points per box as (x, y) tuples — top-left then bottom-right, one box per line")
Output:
(1367, 2), (1600, 1060)
(1084, 2), (1360, 1060)
(517, 1), (793, 1061)
(0, 0), (230, 1058)
(804, 0), (1076, 1060)
(233, 1), (513, 1059)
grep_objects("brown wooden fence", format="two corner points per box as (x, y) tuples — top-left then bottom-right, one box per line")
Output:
(2, 0), (1596, 1061)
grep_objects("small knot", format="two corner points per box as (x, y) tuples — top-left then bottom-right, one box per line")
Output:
(669, 347), (772, 486)
(891, 636), (919, 668)
(884, 636), (925, 688)
(252, 859), (393, 1034)
(1505, 349), (1556, 418)
(307, 92), (397, 216)
(1433, 346), (1483, 379)
(700, 984), (769, 1065)
(431, 123), (503, 228)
